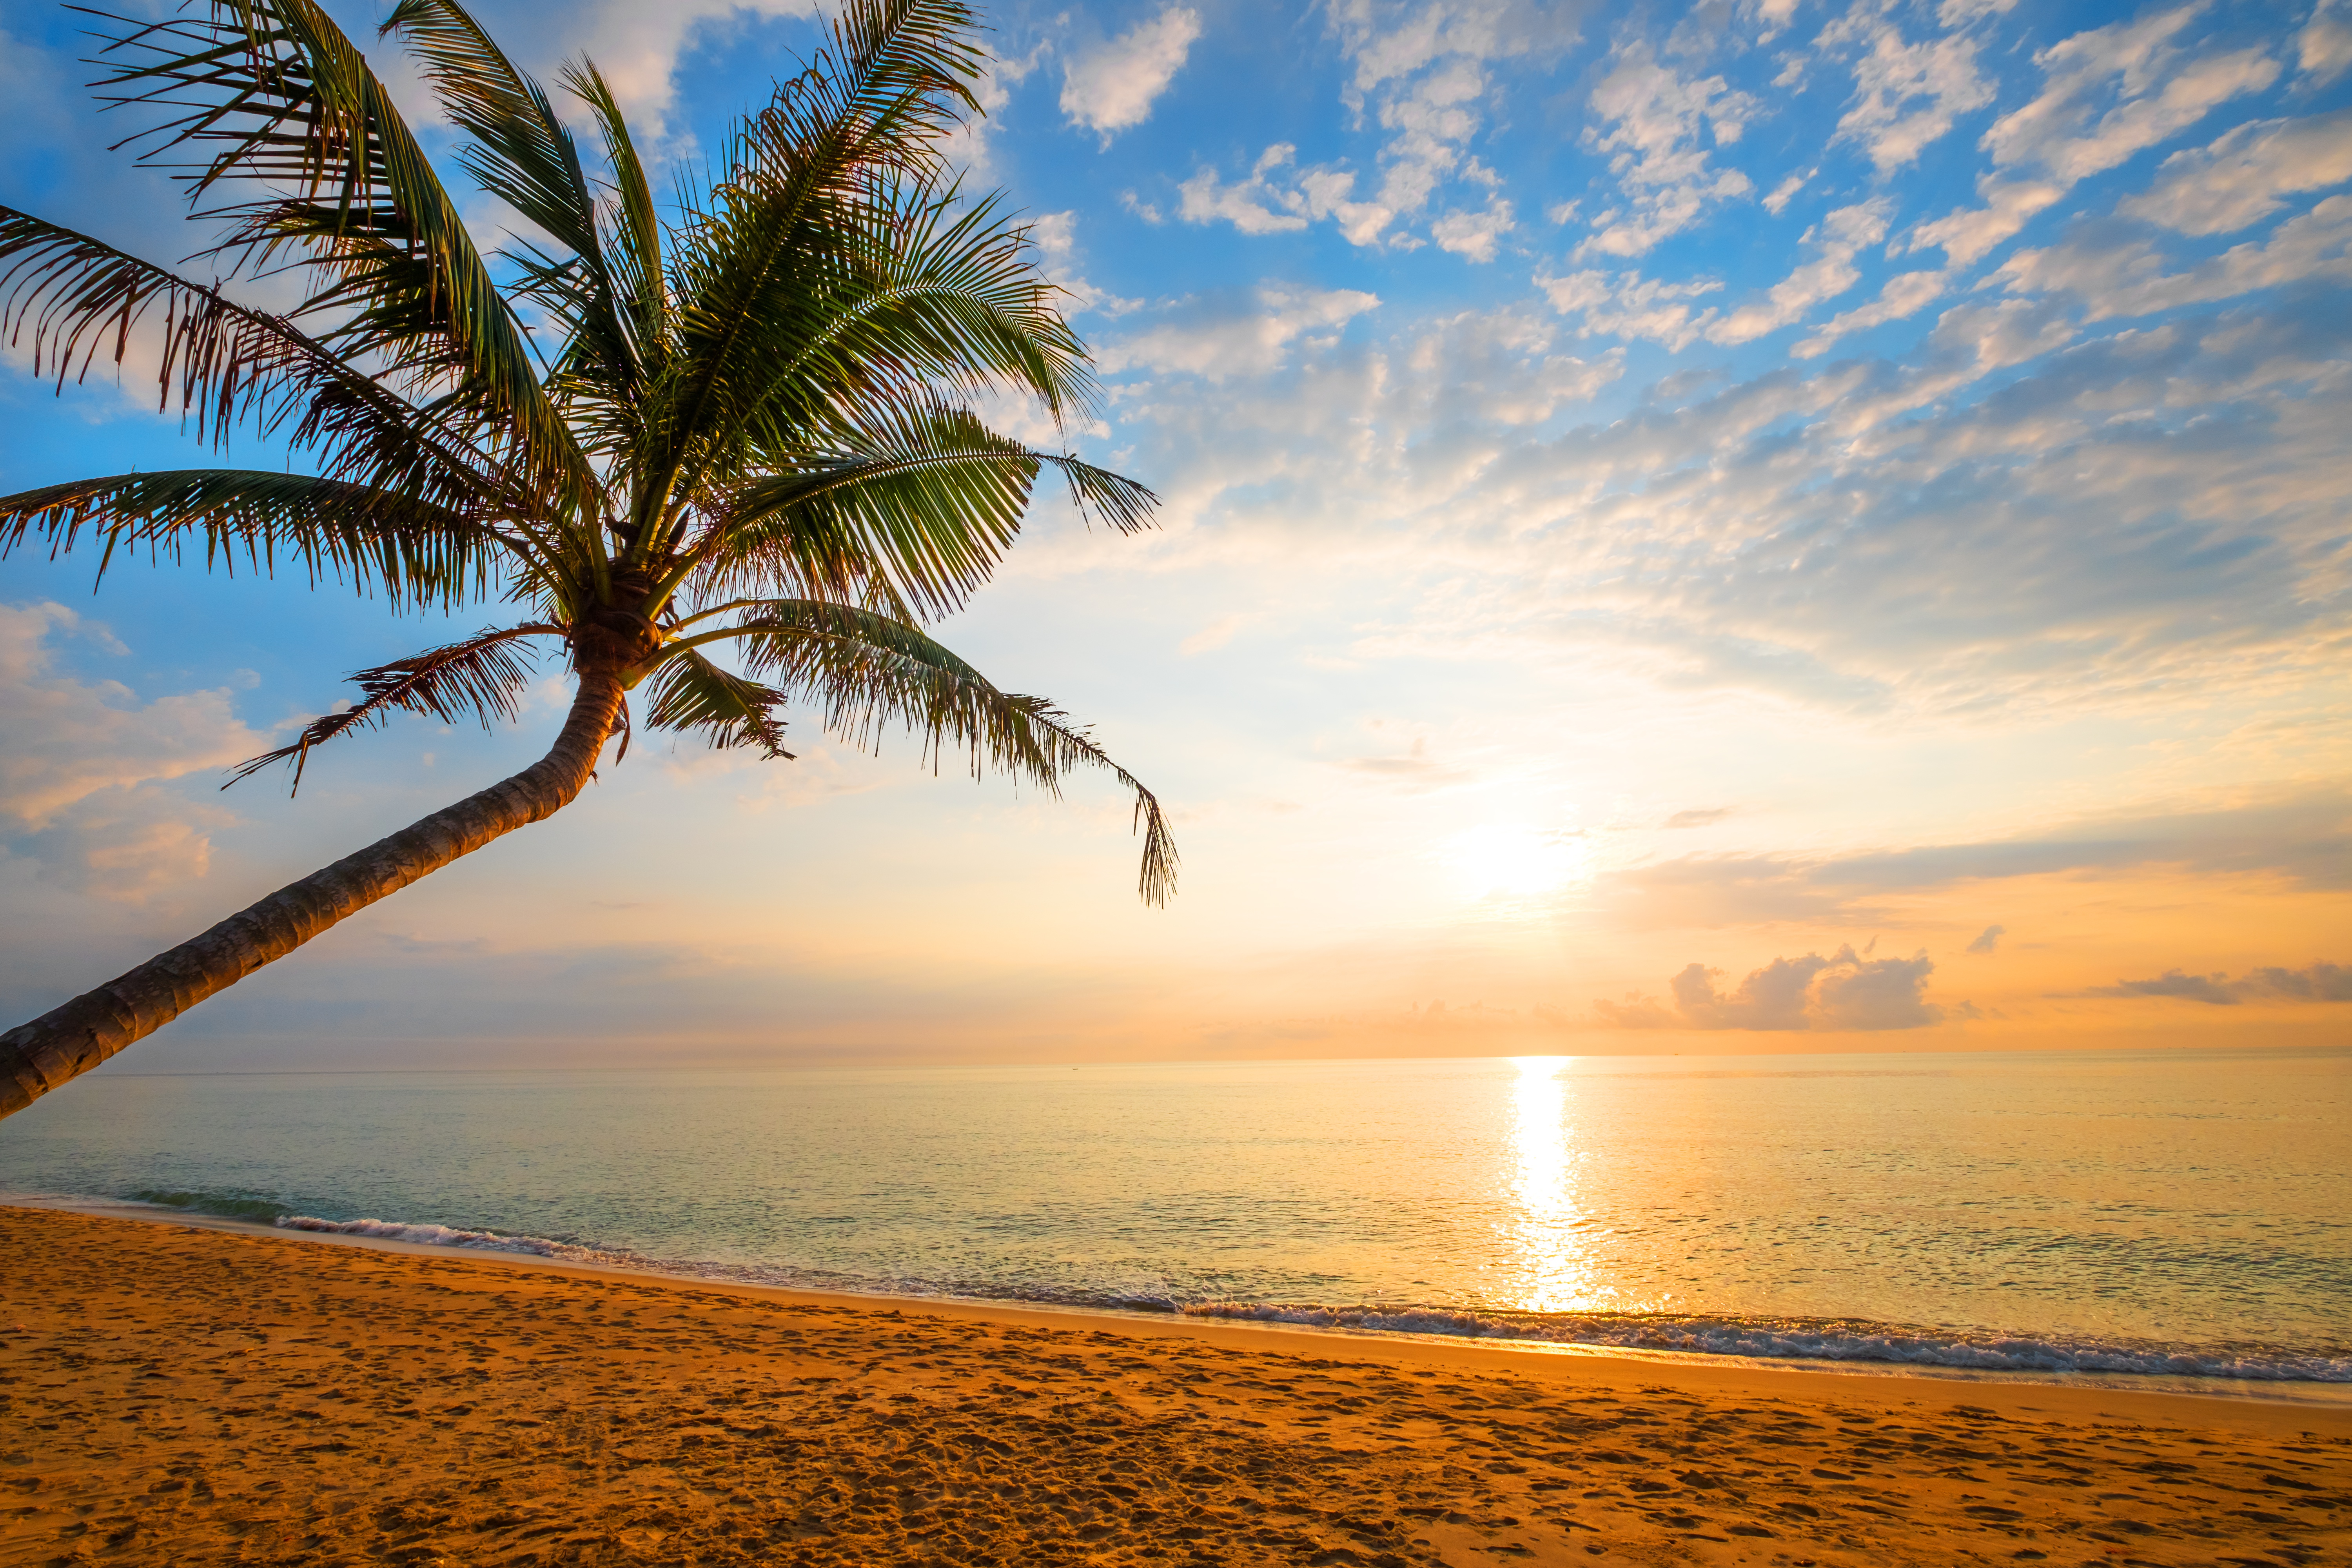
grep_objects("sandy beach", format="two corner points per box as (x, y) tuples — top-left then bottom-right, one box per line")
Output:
(2, 1205), (2346, 1567)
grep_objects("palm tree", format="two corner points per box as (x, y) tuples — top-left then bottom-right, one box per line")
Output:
(0, 0), (1174, 1120)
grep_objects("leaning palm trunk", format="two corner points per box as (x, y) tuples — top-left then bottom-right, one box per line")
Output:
(0, 0), (1175, 1120)
(0, 661), (628, 1117)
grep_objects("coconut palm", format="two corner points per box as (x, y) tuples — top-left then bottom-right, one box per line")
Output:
(0, 0), (1174, 1120)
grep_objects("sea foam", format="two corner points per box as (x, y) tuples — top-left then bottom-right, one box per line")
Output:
(106, 1189), (2352, 1387)
(1178, 1301), (2352, 1382)
(274, 1213), (621, 1263)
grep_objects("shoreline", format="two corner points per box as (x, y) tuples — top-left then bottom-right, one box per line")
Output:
(13, 1191), (2350, 1413)
(4, 1202), (2348, 1568)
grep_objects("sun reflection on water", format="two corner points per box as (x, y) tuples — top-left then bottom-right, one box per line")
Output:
(1503, 1054), (1602, 1312)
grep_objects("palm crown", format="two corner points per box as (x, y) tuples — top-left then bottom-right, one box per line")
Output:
(0, 0), (1173, 1119)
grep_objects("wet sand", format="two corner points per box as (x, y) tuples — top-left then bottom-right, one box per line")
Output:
(2, 1204), (2347, 1567)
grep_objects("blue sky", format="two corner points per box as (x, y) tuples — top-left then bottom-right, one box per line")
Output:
(2, 0), (2348, 1067)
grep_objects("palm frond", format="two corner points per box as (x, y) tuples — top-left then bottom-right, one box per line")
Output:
(735, 0), (985, 202)
(226, 622), (557, 792)
(658, 185), (1098, 527)
(0, 469), (507, 610)
(639, 648), (794, 757)
(562, 59), (666, 372)
(381, 0), (599, 261)
(631, 0), (994, 535)
(692, 403), (1156, 620)
(667, 599), (1177, 904)
(381, 0), (657, 428)
(85, 0), (592, 504)
(0, 209), (523, 521)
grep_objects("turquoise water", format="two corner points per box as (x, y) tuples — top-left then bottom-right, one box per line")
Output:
(2, 1048), (2346, 1380)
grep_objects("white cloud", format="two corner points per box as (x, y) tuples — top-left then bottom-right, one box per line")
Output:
(0, 604), (262, 829)
(1178, 145), (1315, 236)
(1297, 167), (1397, 247)
(1106, 250), (2352, 732)
(1996, 194), (2352, 320)
(1977, 7), (2264, 181)
(1575, 42), (1758, 260)
(15, 791), (227, 903)
(2077, 961), (2352, 1004)
(1029, 211), (1079, 257)
(1175, 143), (1414, 249)
(1812, 950), (1942, 1030)
(1937, 0), (2019, 22)
(1402, 308), (1624, 423)
(1829, 19), (1995, 174)
(1430, 198), (1516, 262)
(1018, 212), (1138, 324)
(1907, 5), (2283, 266)
(1908, 177), (2069, 270)
(2298, 0), (2352, 84)
(1175, 57), (1511, 251)
(1328, 0), (1583, 93)
(1792, 268), (1950, 358)
(1761, 168), (1812, 216)
(1539, 268), (1726, 350)
(1179, 612), (1252, 656)
(1060, 6), (1202, 144)
(1704, 198), (1892, 346)
(0, 604), (265, 901)
(2118, 109), (2352, 236)
(1098, 287), (1382, 381)
(1593, 793), (2352, 933)
(1368, 56), (1486, 226)
(383, 0), (822, 153)
(1232, 0), (1581, 248)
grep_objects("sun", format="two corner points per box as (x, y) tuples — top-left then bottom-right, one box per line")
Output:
(1443, 824), (1590, 900)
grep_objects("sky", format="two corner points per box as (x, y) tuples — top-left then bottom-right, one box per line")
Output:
(1, 0), (2347, 1070)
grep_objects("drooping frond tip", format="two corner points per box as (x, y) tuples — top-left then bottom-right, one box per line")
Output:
(641, 648), (797, 759)
(1113, 746), (1179, 908)
(227, 624), (557, 793)
(654, 599), (1177, 905)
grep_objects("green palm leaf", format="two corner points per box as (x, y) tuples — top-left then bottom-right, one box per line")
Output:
(660, 185), (1096, 525)
(88, 0), (592, 505)
(0, 210), (520, 521)
(664, 600), (1177, 905)
(640, 649), (794, 758)
(562, 61), (667, 367)
(0, 470), (508, 610)
(382, 0), (657, 423)
(694, 403), (1155, 620)
(632, 0), (994, 533)
(228, 624), (558, 792)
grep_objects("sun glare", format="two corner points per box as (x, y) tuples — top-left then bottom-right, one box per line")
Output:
(1503, 1055), (1600, 1313)
(1444, 824), (1589, 901)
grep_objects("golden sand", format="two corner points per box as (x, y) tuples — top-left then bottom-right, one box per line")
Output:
(1, 1204), (2346, 1566)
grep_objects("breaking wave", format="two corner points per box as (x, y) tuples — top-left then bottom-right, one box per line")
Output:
(274, 1213), (628, 1262)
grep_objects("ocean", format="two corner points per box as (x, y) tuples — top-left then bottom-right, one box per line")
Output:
(4, 1047), (2346, 1390)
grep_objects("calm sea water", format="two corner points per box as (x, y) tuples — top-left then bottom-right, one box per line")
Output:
(3, 1049), (2347, 1383)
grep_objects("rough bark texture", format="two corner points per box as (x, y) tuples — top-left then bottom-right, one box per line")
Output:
(0, 662), (629, 1120)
